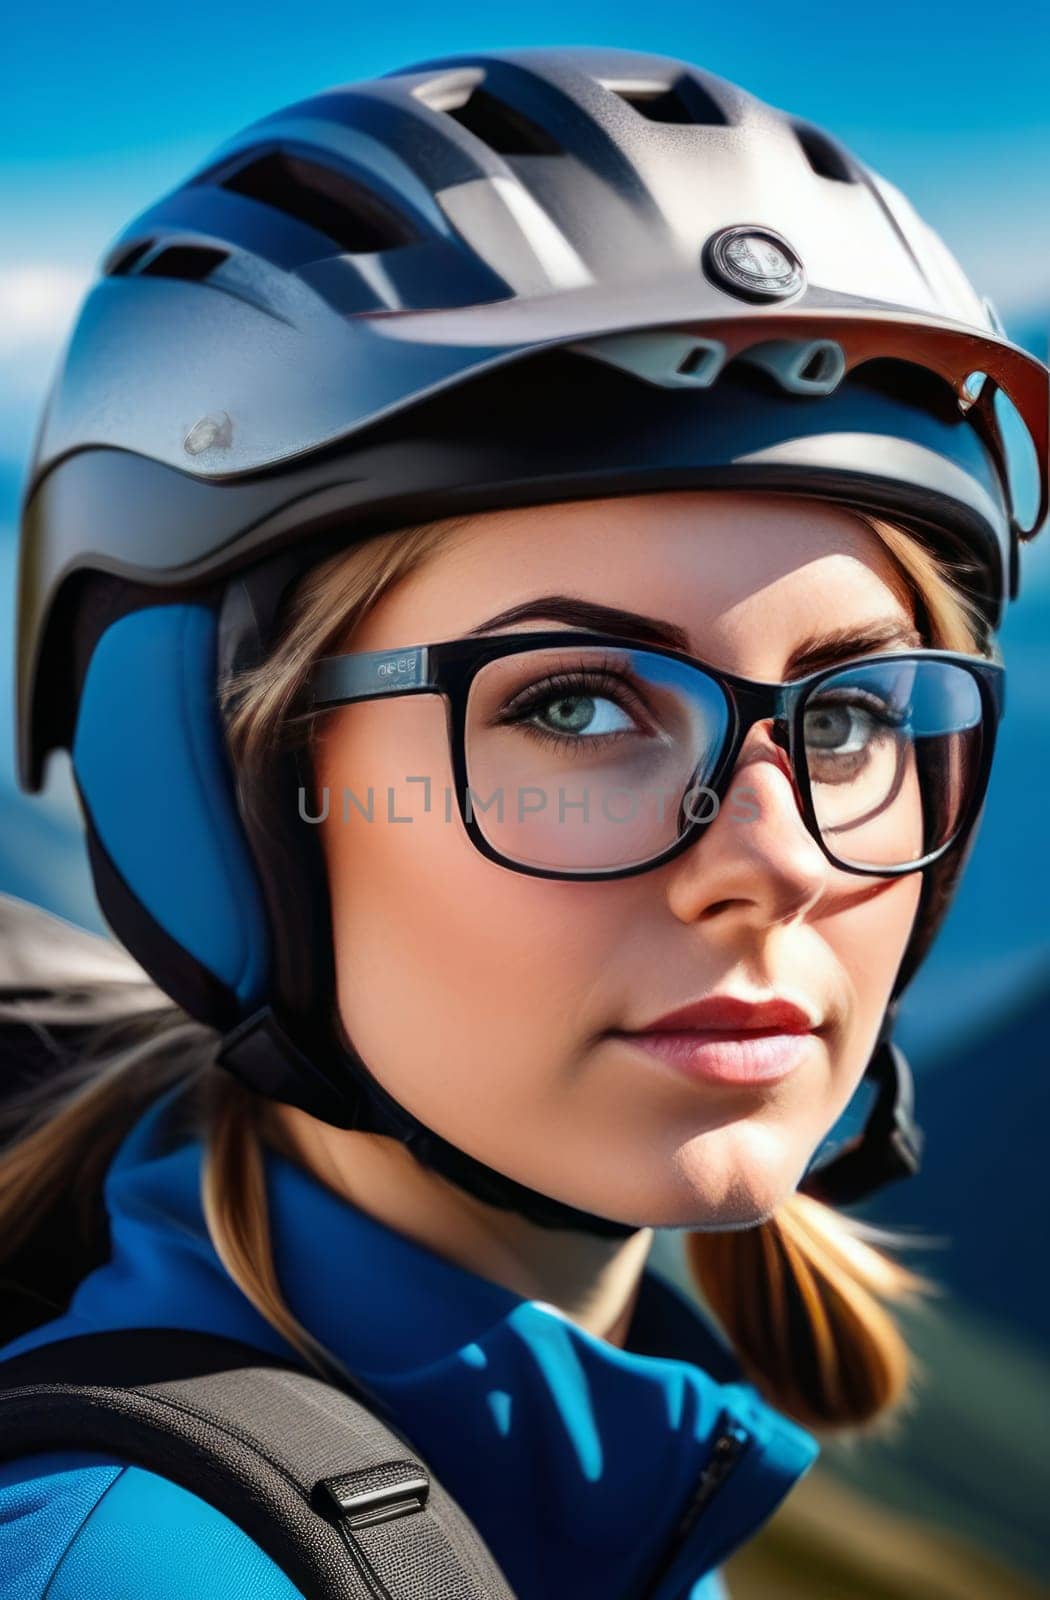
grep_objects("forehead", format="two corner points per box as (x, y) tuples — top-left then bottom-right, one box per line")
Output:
(354, 490), (917, 673)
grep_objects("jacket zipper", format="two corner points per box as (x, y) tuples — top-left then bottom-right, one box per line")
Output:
(637, 1415), (751, 1599)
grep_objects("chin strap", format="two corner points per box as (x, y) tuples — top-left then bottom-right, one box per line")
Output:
(218, 1000), (922, 1236)
(799, 1003), (925, 1206)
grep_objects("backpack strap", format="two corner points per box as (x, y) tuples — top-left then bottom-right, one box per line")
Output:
(0, 1327), (518, 1600)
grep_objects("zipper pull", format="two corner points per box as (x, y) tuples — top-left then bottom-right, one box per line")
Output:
(637, 1417), (751, 1599)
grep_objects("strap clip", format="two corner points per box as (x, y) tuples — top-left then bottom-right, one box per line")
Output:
(314, 1462), (430, 1529)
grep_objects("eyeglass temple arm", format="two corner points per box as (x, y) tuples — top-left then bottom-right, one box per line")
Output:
(309, 646), (434, 709)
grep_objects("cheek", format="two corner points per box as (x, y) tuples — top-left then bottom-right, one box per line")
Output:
(804, 869), (924, 1150)
(314, 699), (617, 1142)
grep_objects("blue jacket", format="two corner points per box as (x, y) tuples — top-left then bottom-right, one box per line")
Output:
(0, 1081), (818, 1599)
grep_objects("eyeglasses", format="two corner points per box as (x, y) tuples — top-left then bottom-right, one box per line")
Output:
(306, 629), (1004, 881)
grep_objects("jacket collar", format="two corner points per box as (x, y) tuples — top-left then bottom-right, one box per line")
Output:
(59, 1083), (819, 1598)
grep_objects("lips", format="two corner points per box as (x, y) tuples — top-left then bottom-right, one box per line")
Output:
(609, 992), (824, 1087)
(623, 994), (821, 1036)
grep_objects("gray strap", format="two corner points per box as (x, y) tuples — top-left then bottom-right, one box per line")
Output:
(0, 1328), (517, 1600)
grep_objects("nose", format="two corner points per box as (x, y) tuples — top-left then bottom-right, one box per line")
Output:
(664, 717), (832, 930)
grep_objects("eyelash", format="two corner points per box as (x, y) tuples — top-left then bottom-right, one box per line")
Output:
(493, 656), (651, 748)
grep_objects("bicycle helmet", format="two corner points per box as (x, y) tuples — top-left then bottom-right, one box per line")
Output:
(15, 46), (1048, 1238)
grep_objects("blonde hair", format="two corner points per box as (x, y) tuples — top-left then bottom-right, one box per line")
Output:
(0, 502), (988, 1427)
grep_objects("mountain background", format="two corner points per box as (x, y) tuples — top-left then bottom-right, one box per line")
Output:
(3, 5), (1048, 1595)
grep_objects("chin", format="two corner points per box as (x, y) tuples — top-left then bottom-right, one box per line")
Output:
(557, 1162), (801, 1233)
(621, 1121), (811, 1231)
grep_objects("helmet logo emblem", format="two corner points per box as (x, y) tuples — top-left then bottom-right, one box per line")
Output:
(184, 411), (233, 456)
(704, 226), (806, 303)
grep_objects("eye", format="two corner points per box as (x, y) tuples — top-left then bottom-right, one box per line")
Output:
(806, 698), (876, 752)
(804, 687), (908, 780)
(497, 668), (654, 750)
(528, 686), (635, 739)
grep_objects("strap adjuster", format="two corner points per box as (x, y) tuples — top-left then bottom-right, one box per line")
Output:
(314, 1461), (430, 1529)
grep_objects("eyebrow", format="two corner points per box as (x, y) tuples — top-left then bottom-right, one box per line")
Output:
(465, 595), (923, 674)
(783, 618), (924, 676)
(465, 596), (690, 650)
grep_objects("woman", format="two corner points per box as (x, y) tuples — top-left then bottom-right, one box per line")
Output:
(0, 44), (1045, 1600)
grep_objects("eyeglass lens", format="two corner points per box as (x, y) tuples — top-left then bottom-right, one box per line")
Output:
(463, 644), (984, 874)
(803, 657), (982, 870)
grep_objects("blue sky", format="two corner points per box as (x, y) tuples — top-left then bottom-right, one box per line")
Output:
(6, 3), (1049, 285)
(3, 0), (1049, 472)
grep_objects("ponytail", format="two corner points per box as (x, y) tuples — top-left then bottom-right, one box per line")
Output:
(684, 1194), (934, 1430)
(0, 1009), (354, 1389)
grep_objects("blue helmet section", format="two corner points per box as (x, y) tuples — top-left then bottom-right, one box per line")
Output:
(71, 604), (272, 1011)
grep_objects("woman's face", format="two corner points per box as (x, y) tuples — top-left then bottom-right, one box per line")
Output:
(312, 490), (924, 1229)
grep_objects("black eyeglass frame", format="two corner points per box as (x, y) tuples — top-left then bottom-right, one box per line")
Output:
(306, 629), (1005, 883)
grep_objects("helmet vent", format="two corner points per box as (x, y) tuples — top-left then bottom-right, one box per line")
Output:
(139, 244), (229, 281)
(437, 85), (562, 156)
(602, 75), (728, 126)
(220, 151), (420, 253)
(104, 239), (156, 276)
(792, 121), (856, 182)
(801, 347), (835, 383)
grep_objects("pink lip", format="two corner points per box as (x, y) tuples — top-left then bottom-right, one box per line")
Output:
(612, 1027), (817, 1085)
(609, 993), (824, 1086)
